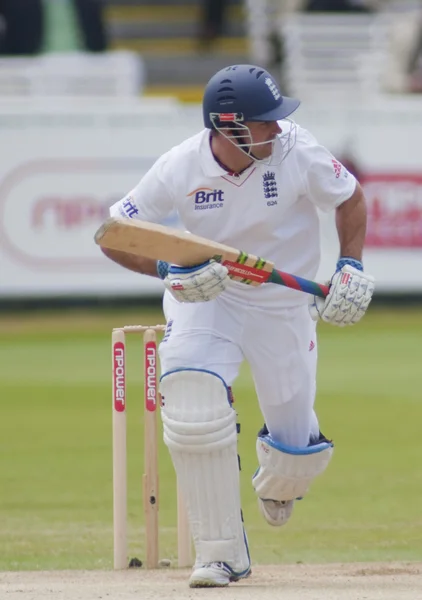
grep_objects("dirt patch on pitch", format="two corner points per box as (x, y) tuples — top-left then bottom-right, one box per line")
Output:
(1, 563), (421, 600)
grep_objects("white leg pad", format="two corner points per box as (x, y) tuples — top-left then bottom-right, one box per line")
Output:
(253, 435), (334, 501)
(160, 369), (250, 575)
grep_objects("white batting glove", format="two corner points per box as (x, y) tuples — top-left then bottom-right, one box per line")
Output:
(163, 259), (229, 303)
(309, 260), (375, 327)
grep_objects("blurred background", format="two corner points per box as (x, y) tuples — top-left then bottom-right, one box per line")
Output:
(0, 0), (421, 303)
(1, 0), (422, 573)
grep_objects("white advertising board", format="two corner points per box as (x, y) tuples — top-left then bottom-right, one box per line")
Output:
(0, 100), (201, 298)
(0, 97), (421, 297)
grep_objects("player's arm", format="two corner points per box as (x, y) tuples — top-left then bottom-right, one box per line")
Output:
(335, 181), (367, 262)
(301, 137), (375, 326)
(99, 152), (229, 302)
(102, 240), (229, 301)
(101, 247), (160, 277)
(310, 181), (374, 326)
(100, 153), (175, 278)
(102, 243), (229, 301)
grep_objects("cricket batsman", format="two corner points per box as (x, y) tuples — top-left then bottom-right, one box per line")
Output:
(100, 64), (375, 587)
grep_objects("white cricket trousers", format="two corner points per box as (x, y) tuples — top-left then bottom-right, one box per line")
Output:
(159, 291), (320, 447)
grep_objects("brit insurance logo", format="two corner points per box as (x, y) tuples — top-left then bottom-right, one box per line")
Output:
(119, 195), (139, 218)
(187, 187), (225, 211)
(263, 171), (278, 206)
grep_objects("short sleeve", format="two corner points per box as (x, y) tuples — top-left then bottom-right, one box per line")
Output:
(109, 152), (174, 222)
(297, 128), (357, 212)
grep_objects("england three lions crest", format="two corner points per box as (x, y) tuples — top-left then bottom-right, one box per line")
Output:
(263, 171), (278, 200)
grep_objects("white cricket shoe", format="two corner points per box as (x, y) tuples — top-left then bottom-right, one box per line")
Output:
(189, 562), (251, 588)
(258, 498), (294, 526)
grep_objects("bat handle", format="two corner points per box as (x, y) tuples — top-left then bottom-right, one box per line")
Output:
(270, 269), (330, 298)
(312, 282), (330, 298)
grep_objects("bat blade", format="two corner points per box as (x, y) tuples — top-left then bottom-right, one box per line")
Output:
(94, 217), (273, 286)
(94, 217), (328, 297)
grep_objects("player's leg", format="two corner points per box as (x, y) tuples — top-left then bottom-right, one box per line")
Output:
(242, 304), (333, 526)
(159, 293), (251, 587)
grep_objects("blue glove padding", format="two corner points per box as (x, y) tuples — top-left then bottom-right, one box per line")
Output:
(167, 260), (211, 275)
(157, 260), (170, 280)
(336, 257), (363, 273)
(157, 260), (218, 279)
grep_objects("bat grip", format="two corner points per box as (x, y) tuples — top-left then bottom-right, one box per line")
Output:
(270, 269), (330, 298)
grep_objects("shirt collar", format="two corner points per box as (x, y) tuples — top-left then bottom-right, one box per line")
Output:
(199, 129), (256, 179)
(199, 129), (229, 178)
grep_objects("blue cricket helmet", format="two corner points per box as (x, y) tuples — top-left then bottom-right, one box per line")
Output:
(203, 64), (300, 129)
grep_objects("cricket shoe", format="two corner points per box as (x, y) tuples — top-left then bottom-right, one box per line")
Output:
(258, 498), (294, 526)
(189, 562), (251, 588)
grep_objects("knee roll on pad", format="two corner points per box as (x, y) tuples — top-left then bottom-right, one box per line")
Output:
(253, 434), (334, 502)
(161, 371), (237, 452)
(160, 369), (250, 575)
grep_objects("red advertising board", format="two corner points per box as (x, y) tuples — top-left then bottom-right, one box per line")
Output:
(362, 174), (422, 248)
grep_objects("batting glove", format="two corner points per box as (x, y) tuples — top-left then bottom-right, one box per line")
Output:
(158, 259), (229, 303)
(309, 258), (375, 326)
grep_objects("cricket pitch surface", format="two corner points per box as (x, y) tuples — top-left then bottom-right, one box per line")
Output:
(1, 563), (421, 599)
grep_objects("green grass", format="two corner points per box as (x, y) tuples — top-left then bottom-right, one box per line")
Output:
(1, 307), (421, 570)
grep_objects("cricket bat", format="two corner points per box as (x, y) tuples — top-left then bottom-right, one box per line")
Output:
(94, 217), (329, 298)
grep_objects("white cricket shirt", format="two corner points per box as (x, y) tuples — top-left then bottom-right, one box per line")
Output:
(109, 123), (356, 308)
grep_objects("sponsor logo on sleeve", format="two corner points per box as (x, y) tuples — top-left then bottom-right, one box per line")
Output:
(332, 159), (342, 179)
(120, 196), (139, 218)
